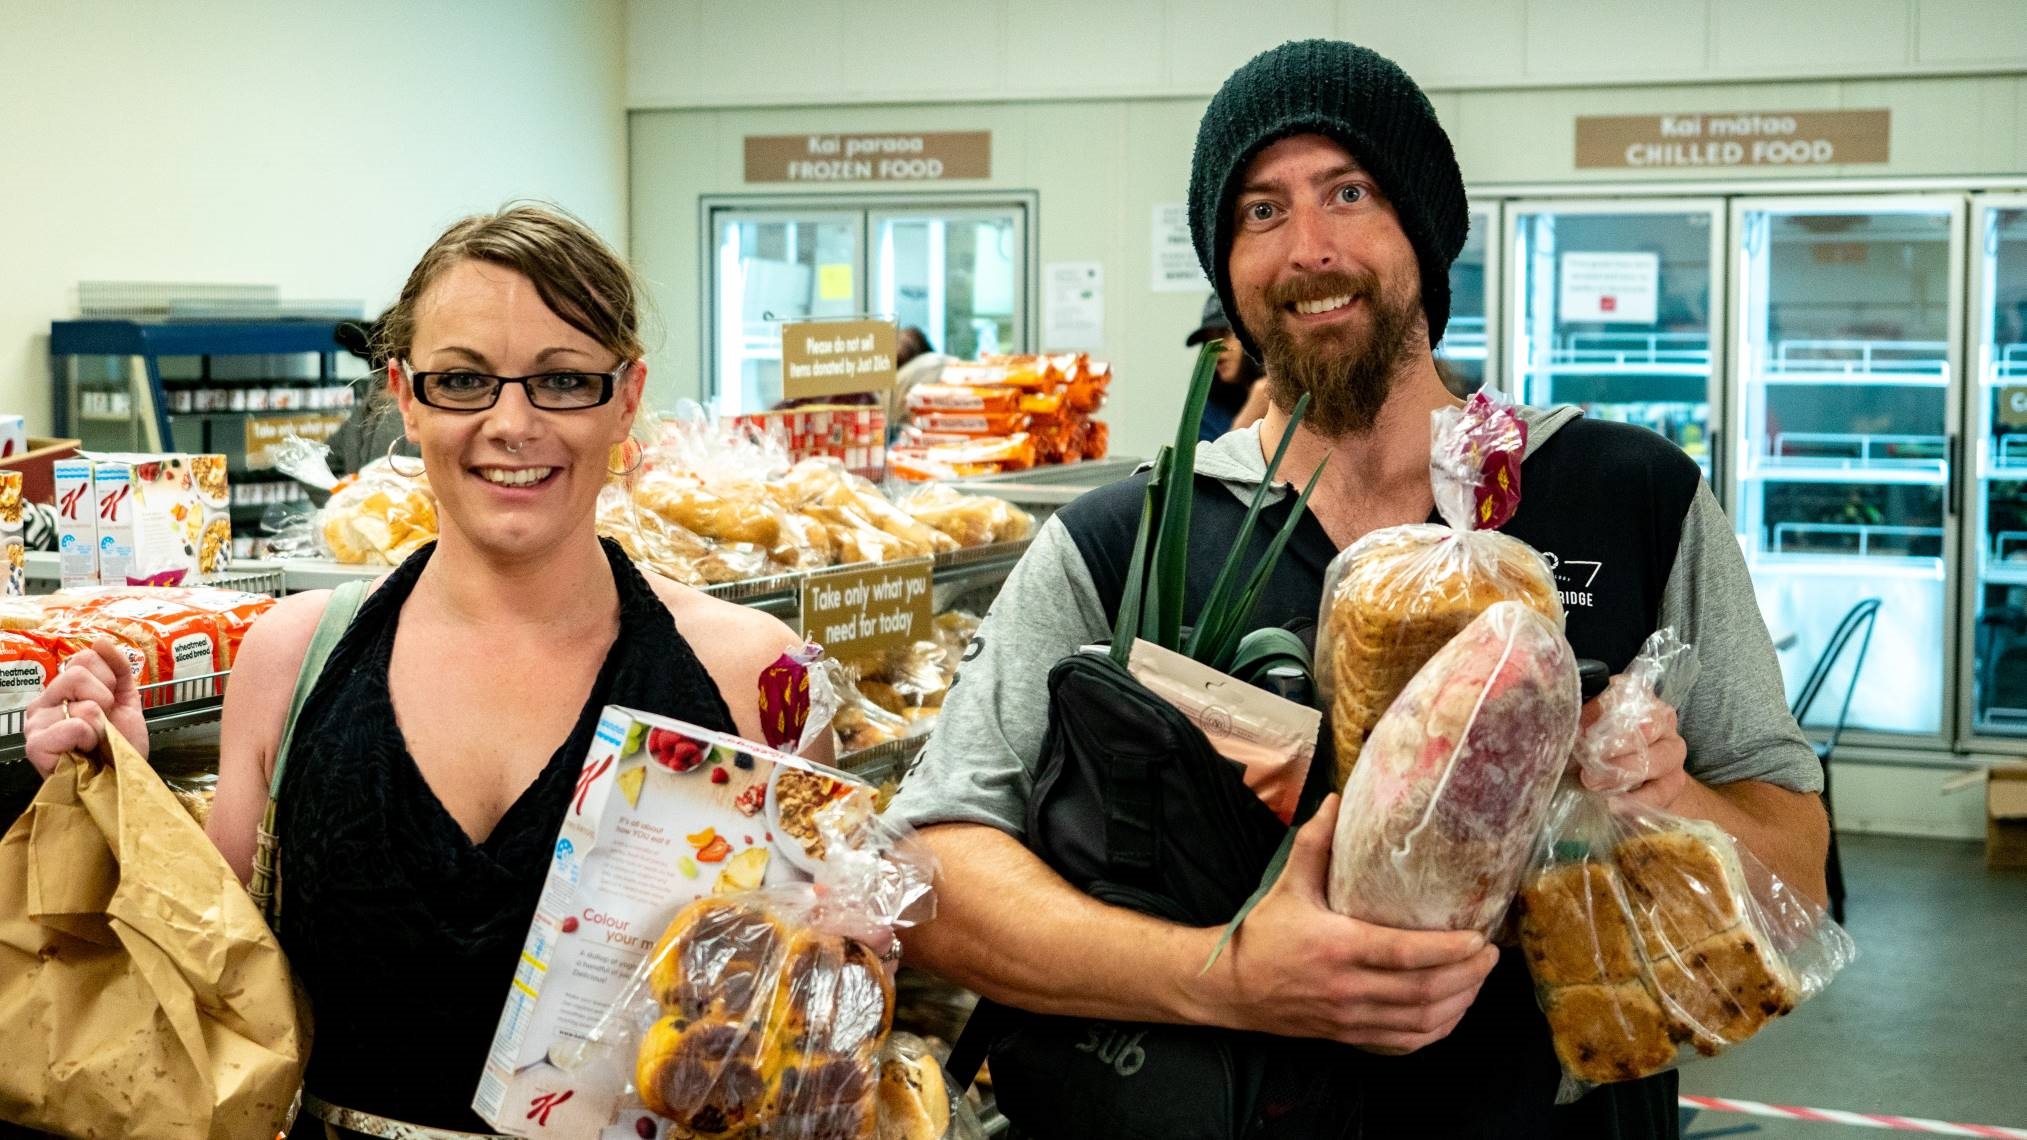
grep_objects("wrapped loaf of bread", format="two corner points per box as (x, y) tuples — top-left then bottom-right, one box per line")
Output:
(1518, 786), (1855, 1098)
(1316, 394), (1561, 787)
(1325, 601), (1580, 935)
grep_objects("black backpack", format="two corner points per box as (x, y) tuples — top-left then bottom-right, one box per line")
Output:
(952, 647), (1364, 1140)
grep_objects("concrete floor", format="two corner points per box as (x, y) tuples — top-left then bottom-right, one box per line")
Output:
(1676, 833), (2027, 1138)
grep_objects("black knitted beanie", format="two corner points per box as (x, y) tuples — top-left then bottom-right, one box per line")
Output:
(1189, 39), (1468, 361)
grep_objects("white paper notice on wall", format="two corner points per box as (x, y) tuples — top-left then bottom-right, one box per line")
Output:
(1151, 203), (1205, 292)
(1559, 251), (1659, 324)
(1044, 260), (1105, 350)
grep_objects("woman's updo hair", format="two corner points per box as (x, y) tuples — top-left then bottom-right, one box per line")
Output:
(376, 202), (645, 367)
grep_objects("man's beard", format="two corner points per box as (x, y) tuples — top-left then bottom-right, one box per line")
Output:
(1246, 268), (1420, 437)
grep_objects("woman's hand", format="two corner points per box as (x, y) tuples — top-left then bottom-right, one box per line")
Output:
(23, 639), (148, 777)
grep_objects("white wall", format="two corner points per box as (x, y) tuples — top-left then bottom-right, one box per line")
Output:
(627, 0), (2027, 108)
(0, 0), (629, 435)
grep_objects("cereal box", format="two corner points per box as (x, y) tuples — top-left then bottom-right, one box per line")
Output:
(190, 454), (232, 577)
(86, 453), (204, 585)
(54, 458), (96, 588)
(474, 709), (872, 1137)
(0, 472), (22, 596)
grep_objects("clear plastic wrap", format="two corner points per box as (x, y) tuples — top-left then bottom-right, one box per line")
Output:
(1324, 601), (1581, 934)
(1315, 393), (1561, 787)
(316, 458), (438, 565)
(580, 803), (940, 1138)
(896, 484), (1033, 549)
(1572, 629), (1701, 795)
(876, 1032), (986, 1140)
(1518, 790), (1856, 1100)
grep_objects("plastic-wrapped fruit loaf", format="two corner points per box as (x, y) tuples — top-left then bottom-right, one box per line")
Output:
(1316, 394), (1561, 787)
(1325, 601), (1580, 935)
(634, 894), (894, 1139)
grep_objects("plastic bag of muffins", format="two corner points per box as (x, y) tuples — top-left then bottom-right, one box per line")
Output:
(581, 796), (980, 1139)
(1515, 634), (1855, 1101)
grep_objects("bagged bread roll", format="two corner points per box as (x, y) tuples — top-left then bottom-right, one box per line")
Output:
(1316, 394), (1561, 787)
(1325, 601), (1580, 935)
(1517, 781), (1855, 1098)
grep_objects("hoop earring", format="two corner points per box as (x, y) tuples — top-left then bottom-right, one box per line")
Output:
(608, 438), (644, 478)
(385, 437), (426, 479)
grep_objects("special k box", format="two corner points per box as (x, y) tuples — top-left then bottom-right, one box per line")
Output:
(475, 709), (871, 1137)
(86, 452), (205, 585)
(53, 458), (96, 588)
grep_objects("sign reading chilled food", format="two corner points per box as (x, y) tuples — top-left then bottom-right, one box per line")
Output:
(780, 319), (897, 401)
(1575, 110), (1889, 170)
(744, 131), (991, 183)
(799, 557), (934, 657)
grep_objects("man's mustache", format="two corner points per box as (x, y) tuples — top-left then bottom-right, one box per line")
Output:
(1264, 269), (1380, 309)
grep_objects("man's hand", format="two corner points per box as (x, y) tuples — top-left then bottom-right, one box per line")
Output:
(1203, 795), (1500, 1053)
(1577, 678), (1688, 810)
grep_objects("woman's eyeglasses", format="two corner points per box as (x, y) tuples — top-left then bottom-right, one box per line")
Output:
(401, 360), (626, 411)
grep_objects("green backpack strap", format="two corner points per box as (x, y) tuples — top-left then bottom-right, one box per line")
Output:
(249, 579), (367, 926)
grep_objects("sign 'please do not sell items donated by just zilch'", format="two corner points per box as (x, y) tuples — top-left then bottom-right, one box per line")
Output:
(781, 319), (897, 402)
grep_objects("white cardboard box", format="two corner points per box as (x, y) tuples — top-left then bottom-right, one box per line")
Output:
(473, 708), (870, 1138)
(53, 458), (96, 588)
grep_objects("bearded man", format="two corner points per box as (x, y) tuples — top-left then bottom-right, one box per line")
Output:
(894, 40), (1828, 1139)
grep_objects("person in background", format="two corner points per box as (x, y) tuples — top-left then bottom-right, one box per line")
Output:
(325, 315), (405, 478)
(1186, 292), (1269, 441)
(20, 204), (830, 1138)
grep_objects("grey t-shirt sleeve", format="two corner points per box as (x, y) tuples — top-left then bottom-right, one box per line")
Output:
(889, 516), (1113, 836)
(1663, 484), (1824, 794)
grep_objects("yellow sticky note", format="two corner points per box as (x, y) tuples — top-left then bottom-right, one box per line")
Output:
(817, 263), (853, 301)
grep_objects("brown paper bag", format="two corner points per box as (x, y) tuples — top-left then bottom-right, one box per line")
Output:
(0, 724), (308, 1138)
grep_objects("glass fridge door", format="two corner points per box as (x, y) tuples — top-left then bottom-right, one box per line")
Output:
(1436, 205), (1498, 397)
(709, 209), (865, 415)
(1506, 200), (1724, 479)
(869, 206), (1028, 361)
(1966, 196), (2027, 741)
(1732, 196), (1964, 741)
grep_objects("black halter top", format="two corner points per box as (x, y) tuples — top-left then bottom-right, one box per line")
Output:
(275, 538), (738, 1131)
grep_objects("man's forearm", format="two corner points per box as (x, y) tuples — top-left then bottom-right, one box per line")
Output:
(901, 822), (1222, 1025)
(1672, 778), (1831, 906)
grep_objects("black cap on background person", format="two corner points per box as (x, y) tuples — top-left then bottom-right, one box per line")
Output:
(1188, 292), (1266, 442)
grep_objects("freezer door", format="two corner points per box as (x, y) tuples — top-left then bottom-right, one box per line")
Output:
(1503, 199), (1725, 484)
(1963, 196), (2027, 746)
(1730, 196), (1965, 743)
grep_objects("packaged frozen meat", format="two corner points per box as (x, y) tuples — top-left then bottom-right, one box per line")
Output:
(1325, 601), (1580, 935)
(1315, 393), (1561, 787)
(910, 412), (1030, 438)
(905, 384), (1022, 414)
(474, 711), (888, 1137)
(1518, 791), (1855, 1098)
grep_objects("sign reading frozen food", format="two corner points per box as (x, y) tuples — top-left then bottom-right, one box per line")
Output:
(1559, 252), (1660, 324)
(1151, 203), (1206, 292)
(1043, 260), (1105, 350)
(800, 557), (933, 657)
(744, 130), (991, 183)
(1575, 110), (1890, 170)
(243, 412), (346, 470)
(780, 319), (897, 401)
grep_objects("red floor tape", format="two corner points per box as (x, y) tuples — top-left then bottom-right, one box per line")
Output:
(1681, 1095), (2027, 1137)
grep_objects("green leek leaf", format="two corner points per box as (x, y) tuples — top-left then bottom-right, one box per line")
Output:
(1153, 343), (1220, 648)
(1200, 824), (1298, 975)
(1185, 391), (1312, 660)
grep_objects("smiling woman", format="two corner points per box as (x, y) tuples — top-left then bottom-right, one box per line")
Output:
(18, 203), (829, 1138)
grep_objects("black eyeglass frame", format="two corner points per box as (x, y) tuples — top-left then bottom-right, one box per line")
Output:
(398, 359), (629, 412)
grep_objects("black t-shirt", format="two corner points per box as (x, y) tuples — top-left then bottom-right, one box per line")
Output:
(1055, 417), (1702, 1139)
